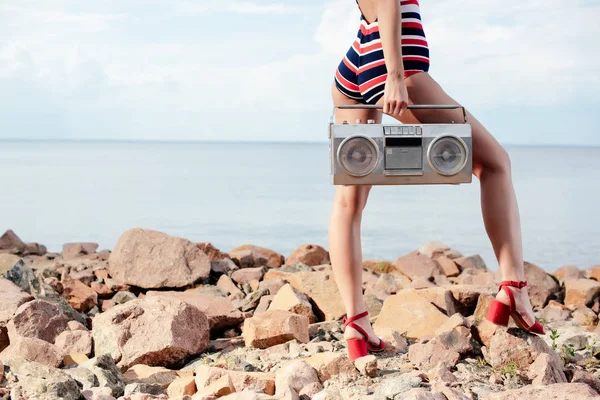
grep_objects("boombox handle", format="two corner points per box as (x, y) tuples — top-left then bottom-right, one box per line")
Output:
(333, 104), (468, 124)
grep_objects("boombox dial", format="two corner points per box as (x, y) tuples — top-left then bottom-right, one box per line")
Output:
(427, 135), (469, 176)
(338, 136), (379, 177)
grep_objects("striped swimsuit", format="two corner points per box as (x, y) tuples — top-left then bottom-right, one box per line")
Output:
(334, 0), (430, 104)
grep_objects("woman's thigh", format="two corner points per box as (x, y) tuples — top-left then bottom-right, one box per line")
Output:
(380, 73), (509, 177)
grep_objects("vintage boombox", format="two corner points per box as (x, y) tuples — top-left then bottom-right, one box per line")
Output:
(329, 104), (472, 185)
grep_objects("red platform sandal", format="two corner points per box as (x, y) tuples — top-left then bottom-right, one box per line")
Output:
(342, 311), (386, 361)
(486, 280), (545, 335)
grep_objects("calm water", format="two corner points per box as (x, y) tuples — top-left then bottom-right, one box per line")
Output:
(0, 141), (598, 272)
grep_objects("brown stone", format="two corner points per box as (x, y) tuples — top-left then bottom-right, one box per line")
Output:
(299, 383), (324, 399)
(91, 282), (113, 298)
(108, 228), (210, 289)
(373, 328), (409, 354)
(302, 352), (357, 382)
(7, 299), (71, 343)
(62, 278), (98, 312)
(453, 255), (487, 272)
(167, 376), (196, 397)
(435, 313), (466, 335)
(457, 269), (495, 287)
(365, 273), (399, 301)
(0, 336), (63, 368)
(258, 278), (286, 297)
(275, 360), (320, 396)
(229, 244), (284, 269)
(393, 251), (442, 280)
(195, 375), (234, 398)
(92, 296), (210, 370)
(63, 243), (99, 260)
(436, 256), (460, 278)
(540, 300), (572, 322)
(354, 355), (377, 377)
(0, 278), (33, 325)
(286, 244), (329, 267)
(362, 260), (395, 274)
(55, 329), (93, 356)
(408, 328), (470, 371)
(554, 265), (584, 282)
(0, 360), (3, 382)
(268, 283), (315, 322)
(527, 352), (567, 385)
(63, 353), (89, 367)
(482, 383), (598, 400)
(254, 295), (274, 315)
(217, 275), (245, 300)
(95, 269), (110, 280)
(373, 290), (449, 339)
(0, 230), (47, 256)
(418, 242), (450, 259)
(293, 271), (345, 321)
(122, 364), (179, 388)
(198, 242), (230, 261)
(104, 278), (131, 292)
(472, 318), (499, 348)
(102, 299), (116, 312)
(473, 293), (494, 322)
(231, 267), (266, 285)
(243, 310), (309, 349)
(410, 277), (437, 289)
(195, 365), (275, 395)
(572, 305), (598, 326)
(145, 290), (243, 330)
(571, 370), (600, 394)
(564, 279), (600, 307)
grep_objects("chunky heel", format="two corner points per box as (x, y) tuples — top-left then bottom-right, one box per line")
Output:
(486, 299), (510, 326)
(346, 338), (368, 361)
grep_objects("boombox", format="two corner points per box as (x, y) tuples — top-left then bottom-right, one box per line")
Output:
(329, 104), (472, 185)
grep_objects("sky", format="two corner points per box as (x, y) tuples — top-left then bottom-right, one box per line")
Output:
(0, 0), (599, 145)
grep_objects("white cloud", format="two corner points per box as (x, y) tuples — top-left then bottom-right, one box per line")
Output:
(177, 1), (305, 15)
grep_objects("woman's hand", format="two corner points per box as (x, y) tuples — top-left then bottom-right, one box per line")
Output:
(382, 72), (409, 118)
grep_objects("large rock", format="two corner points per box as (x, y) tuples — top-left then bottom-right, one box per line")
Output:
(80, 354), (125, 397)
(564, 279), (600, 307)
(7, 299), (71, 343)
(0, 336), (63, 368)
(195, 365), (275, 395)
(231, 267), (266, 285)
(302, 352), (356, 382)
(293, 271), (345, 321)
(526, 352), (567, 385)
(108, 228), (210, 289)
(54, 329), (93, 356)
(373, 290), (449, 339)
(0, 278), (33, 325)
(30, 278), (89, 326)
(267, 283), (315, 322)
(393, 251), (442, 280)
(145, 290), (243, 330)
(243, 310), (309, 349)
(285, 244), (329, 267)
(122, 364), (178, 388)
(0, 230), (47, 256)
(0, 254), (35, 291)
(62, 243), (99, 260)
(275, 360), (320, 397)
(61, 278), (98, 312)
(229, 245), (284, 269)
(554, 265), (584, 282)
(540, 300), (572, 322)
(486, 327), (562, 371)
(2, 357), (80, 400)
(481, 383), (599, 400)
(92, 296), (210, 370)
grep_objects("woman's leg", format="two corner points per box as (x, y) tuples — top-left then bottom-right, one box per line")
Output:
(329, 83), (384, 343)
(389, 72), (536, 326)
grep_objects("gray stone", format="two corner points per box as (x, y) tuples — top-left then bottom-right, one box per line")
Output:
(3, 357), (80, 400)
(0, 255), (35, 292)
(112, 291), (137, 304)
(124, 382), (165, 396)
(64, 366), (99, 390)
(81, 354), (125, 397)
(373, 375), (422, 399)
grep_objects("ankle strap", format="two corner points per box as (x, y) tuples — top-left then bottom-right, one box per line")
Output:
(343, 311), (369, 328)
(499, 280), (527, 290)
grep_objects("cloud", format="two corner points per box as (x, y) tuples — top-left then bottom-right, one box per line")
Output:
(176, 1), (305, 15)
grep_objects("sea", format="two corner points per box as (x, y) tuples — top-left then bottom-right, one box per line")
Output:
(1, 141), (598, 273)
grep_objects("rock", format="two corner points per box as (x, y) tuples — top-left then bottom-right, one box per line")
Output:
(2, 357), (80, 400)
(373, 290), (449, 339)
(61, 278), (98, 312)
(453, 255), (487, 272)
(275, 360), (320, 396)
(102, 299), (116, 312)
(487, 327), (562, 371)
(243, 310), (309, 349)
(572, 306), (598, 326)
(113, 291), (137, 304)
(409, 340), (460, 371)
(195, 375), (235, 398)
(195, 365), (275, 395)
(92, 297), (210, 370)
(373, 375), (422, 399)
(210, 259), (239, 276)
(418, 242), (450, 259)
(374, 327), (409, 354)
(231, 267), (267, 285)
(571, 370), (600, 394)
(365, 273), (400, 301)
(91, 282), (113, 298)
(554, 265), (583, 282)
(241, 288), (269, 312)
(255, 295), (274, 315)
(435, 313), (466, 336)
(146, 290), (243, 330)
(229, 245), (284, 269)
(526, 353), (567, 385)
(448, 285), (495, 316)
(0, 278), (33, 324)
(564, 279), (600, 307)
(482, 383), (599, 400)
(124, 382), (165, 396)
(0, 230), (47, 256)
(7, 299), (71, 343)
(122, 365), (179, 388)
(81, 387), (115, 400)
(80, 354), (125, 397)
(427, 363), (457, 385)
(258, 278), (286, 297)
(217, 275), (245, 300)
(540, 300), (572, 322)
(364, 293), (383, 318)
(393, 251), (442, 280)
(457, 269), (495, 287)
(66, 367), (99, 389)
(563, 334), (589, 351)
(104, 278), (131, 293)
(63, 243), (99, 260)
(472, 319), (499, 348)
(0, 360), (3, 382)
(293, 271), (345, 321)
(63, 353), (90, 366)
(400, 389), (447, 400)
(0, 327), (7, 353)
(267, 283), (314, 322)
(167, 376), (196, 397)
(302, 352), (356, 382)
(312, 389), (343, 400)
(523, 262), (560, 308)
(362, 260), (395, 274)
(0, 254), (35, 291)
(29, 275), (89, 326)
(286, 244), (330, 267)
(410, 277), (437, 289)
(298, 382), (324, 399)
(108, 228), (210, 289)
(354, 355), (377, 377)
(54, 329), (93, 355)
(436, 256), (460, 278)
(0, 336), (63, 368)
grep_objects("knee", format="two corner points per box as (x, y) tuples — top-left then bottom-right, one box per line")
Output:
(473, 145), (512, 179)
(332, 187), (370, 218)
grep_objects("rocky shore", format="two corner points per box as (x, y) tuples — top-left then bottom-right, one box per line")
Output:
(0, 228), (599, 400)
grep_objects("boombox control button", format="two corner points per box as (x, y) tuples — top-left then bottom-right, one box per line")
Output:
(367, 119), (375, 124)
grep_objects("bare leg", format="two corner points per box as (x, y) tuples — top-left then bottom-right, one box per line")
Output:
(329, 83), (383, 344)
(387, 72), (536, 326)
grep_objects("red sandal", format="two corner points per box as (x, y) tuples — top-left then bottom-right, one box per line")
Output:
(342, 311), (386, 361)
(486, 280), (545, 335)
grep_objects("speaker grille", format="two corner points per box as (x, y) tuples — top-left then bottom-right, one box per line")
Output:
(338, 136), (378, 177)
(428, 136), (467, 176)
